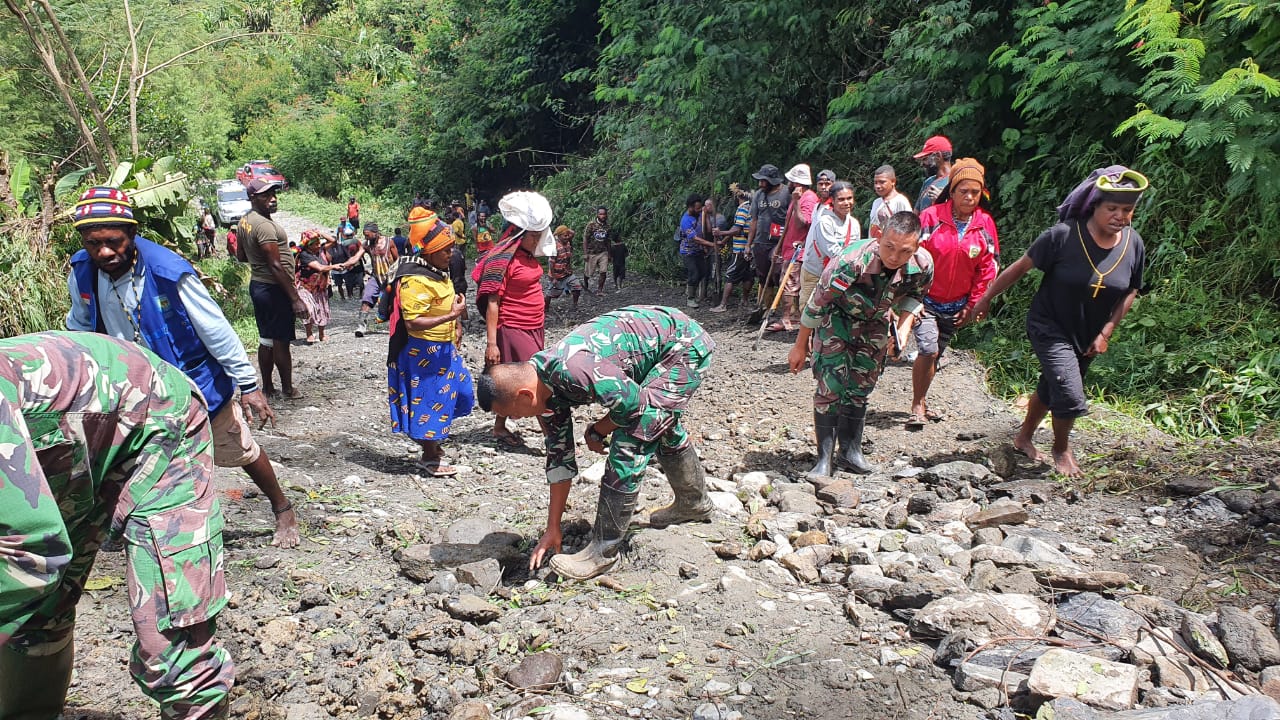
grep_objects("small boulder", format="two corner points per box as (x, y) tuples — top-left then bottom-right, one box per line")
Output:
(793, 530), (829, 548)
(1027, 648), (1138, 711)
(911, 593), (1054, 642)
(455, 559), (503, 594)
(1180, 612), (1230, 668)
(1217, 605), (1280, 670)
(443, 595), (501, 624)
(506, 652), (563, 690)
(1056, 592), (1145, 649)
(747, 540), (777, 561)
(779, 553), (819, 583)
(966, 501), (1029, 529)
(712, 541), (743, 559)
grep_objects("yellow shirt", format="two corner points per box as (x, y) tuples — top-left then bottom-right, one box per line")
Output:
(399, 274), (455, 342)
(452, 219), (467, 246)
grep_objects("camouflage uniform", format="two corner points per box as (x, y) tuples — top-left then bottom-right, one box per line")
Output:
(532, 305), (715, 493)
(0, 332), (233, 719)
(801, 239), (934, 413)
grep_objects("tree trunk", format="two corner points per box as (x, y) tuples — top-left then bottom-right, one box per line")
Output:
(34, 0), (120, 167)
(2, 0), (108, 175)
(124, 0), (140, 156)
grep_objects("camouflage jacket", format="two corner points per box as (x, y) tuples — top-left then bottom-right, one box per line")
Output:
(532, 306), (715, 483)
(800, 238), (934, 340)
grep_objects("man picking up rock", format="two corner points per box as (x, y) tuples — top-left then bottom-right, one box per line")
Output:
(477, 305), (716, 581)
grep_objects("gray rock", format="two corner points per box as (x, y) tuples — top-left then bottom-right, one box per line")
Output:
(396, 543), (523, 582)
(920, 460), (991, 486)
(692, 703), (742, 720)
(883, 574), (966, 610)
(284, 703), (330, 720)
(455, 559), (503, 594)
(1057, 592), (1146, 649)
(1261, 665), (1280, 703)
(884, 502), (908, 529)
(1183, 495), (1239, 524)
(540, 705), (592, 720)
(446, 701), (491, 720)
(1085, 696), (1280, 718)
(1165, 476), (1216, 496)
(907, 492), (939, 516)
(702, 679), (734, 695)
(423, 570), (460, 595)
(1152, 655), (1213, 693)
(1216, 605), (1280, 670)
(1179, 613), (1229, 668)
(1027, 648), (1138, 711)
(1218, 489), (1259, 514)
(1031, 567), (1131, 592)
(968, 560), (1001, 592)
(443, 595), (501, 624)
(777, 490), (822, 515)
(969, 544), (1027, 566)
(795, 544), (834, 568)
(506, 652), (562, 690)
(708, 491), (745, 515)
(992, 570), (1042, 595)
(953, 661), (1029, 694)
(879, 532), (905, 553)
(1002, 534), (1077, 568)
(966, 501), (1029, 529)
(443, 518), (521, 546)
(911, 593), (1055, 642)
(844, 596), (888, 627)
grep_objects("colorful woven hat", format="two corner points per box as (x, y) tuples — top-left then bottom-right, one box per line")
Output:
(73, 186), (137, 229)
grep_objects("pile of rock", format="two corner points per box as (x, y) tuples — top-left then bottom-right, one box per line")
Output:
(717, 460), (1280, 716)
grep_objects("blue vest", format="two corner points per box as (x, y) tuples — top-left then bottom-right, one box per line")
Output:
(71, 237), (235, 415)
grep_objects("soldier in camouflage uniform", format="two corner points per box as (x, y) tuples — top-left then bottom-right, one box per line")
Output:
(788, 211), (934, 476)
(0, 332), (234, 720)
(477, 305), (716, 580)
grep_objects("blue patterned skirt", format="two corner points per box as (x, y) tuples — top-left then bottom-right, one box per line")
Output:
(388, 336), (474, 441)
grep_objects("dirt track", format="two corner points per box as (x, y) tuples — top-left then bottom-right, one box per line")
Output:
(62, 211), (1280, 720)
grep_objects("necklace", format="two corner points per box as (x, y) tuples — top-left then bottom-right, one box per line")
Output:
(1077, 221), (1130, 299)
(108, 265), (145, 342)
(954, 211), (972, 240)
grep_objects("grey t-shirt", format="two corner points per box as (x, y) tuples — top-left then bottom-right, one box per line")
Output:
(750, 185), (790, 246)
(1026, 220), (1145, 354)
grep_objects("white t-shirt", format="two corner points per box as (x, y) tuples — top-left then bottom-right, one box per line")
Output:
(800, 205), (861, 277)
(868, 193), (913, 236)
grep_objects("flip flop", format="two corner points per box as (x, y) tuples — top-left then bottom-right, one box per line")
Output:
(905, 413), (927, 430)
(415, 459), (459, 477)
(282, 389), (303, 400)
(925, 409), (943, 422)
(493, 430), (527, 448)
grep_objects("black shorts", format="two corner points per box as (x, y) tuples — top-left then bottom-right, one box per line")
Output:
(249, 280), (297, 342)
(724, 252), (753, 284)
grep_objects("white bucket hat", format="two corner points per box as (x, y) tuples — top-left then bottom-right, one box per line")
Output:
(785, 163), (813, 186)
(498, 191), (556, 257)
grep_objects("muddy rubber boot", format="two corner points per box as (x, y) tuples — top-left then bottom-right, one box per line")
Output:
(808, 411), (838, 480)
(549, 486), (639, 580)
(0, 636), (73, 720)
(648, 446), (713, 528)
(835, 404), (875, 475)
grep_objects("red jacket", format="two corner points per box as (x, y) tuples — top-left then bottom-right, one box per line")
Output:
(918, 202), (999, 306)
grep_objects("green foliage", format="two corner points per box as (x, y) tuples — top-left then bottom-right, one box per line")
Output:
(0, 228), (71, 337)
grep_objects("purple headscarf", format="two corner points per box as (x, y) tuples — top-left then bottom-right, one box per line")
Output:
(1056, 165), (1149, 222)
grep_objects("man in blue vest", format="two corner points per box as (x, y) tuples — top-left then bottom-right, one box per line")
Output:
(65, 186), (301, 548)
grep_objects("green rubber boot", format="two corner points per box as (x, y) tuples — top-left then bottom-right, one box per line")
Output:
(0, 637), (74, 720)
(836, 404), (875, 475)
(549, 486), (639, 580)
(647, 446), (713, 528)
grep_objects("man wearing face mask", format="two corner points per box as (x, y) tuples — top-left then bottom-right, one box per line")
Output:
(913, 135), (954, 213)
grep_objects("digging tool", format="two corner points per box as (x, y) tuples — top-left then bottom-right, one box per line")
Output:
(752, 260), (797, 349)
(748, 251), (783, 324)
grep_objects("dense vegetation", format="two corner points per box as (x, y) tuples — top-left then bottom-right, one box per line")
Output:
(1, 0), (1277, 437)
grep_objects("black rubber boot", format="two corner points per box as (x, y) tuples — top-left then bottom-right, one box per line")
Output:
(648, 446), (713, 528)
(808, 411), (838, 479)
(0, 636), (73, 720)
(836, 404), (875, 474)
(549, 485), (639, 580)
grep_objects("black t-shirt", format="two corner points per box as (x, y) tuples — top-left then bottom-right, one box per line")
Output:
(1026, 221), (1145, 354)
(750, 185), (789, 246)
(329, 240), (350, 267)
(297, 250), (324, 278)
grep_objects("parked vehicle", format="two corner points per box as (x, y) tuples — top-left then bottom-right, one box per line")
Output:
(235, 160), (288, 191)
(214, 180), (252, 227)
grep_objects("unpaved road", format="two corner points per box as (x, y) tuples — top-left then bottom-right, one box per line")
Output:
(61, 211), (1280, 720)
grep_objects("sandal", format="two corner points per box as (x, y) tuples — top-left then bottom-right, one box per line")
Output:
(282, 388), (303, 400)
(925, 409), (944, 422)
(905, 413), (927, 430)
(415, 459), (459, 477)
(765, 322), (787, 333)
(492, 429), (527, 448)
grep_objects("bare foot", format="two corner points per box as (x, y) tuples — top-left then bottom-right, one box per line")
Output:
(271, 507), (301, 548)
(1012, 436), (1043, 463)
(1051, 448), (1082, 477)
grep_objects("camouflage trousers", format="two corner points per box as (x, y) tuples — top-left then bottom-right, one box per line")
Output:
(811, 320), (890, 415)
(602, 424), (693, 494)
(1, 380), (234, 718)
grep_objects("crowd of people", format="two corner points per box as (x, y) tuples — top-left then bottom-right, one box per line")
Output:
(0, 139), (1151, 717)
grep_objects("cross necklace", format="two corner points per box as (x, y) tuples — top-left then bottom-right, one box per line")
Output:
(1077, 221), (1130, 299)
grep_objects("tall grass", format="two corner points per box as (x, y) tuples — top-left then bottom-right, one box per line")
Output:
(282, 189), (405, 238)
(0, 224), (73, 337)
